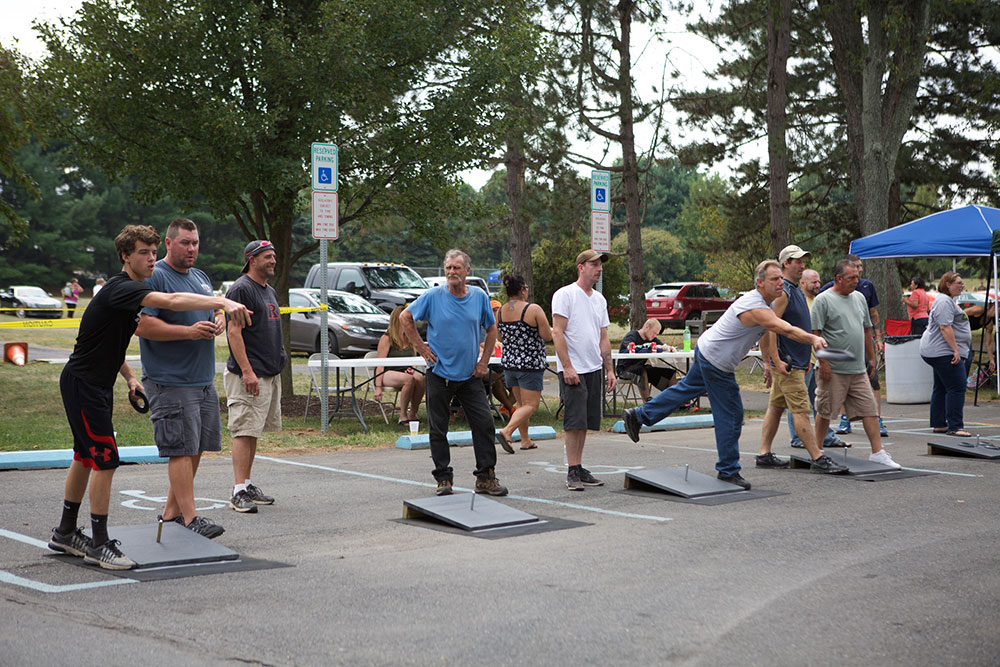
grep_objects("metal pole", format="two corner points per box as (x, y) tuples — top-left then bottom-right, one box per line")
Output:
(320, 241), (329, 434)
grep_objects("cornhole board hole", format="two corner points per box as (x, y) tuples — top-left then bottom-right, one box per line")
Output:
(402, 494), (539, 531)
(623, 466), (746, 499)
(106, 523), (239, 569)
(927, 439), (1000, 460)
(789, 451), (898, 474)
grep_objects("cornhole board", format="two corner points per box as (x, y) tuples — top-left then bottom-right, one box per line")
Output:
(396, 426), (556, 450)
(105, 523), (239, 569)
(927, 439), (1000, 460)
(623, 466), (746, 499)
(402, 494), (539, 531)
(789, 451), (898, 474)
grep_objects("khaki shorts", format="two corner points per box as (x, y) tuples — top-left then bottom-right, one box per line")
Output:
(224, 369), (282, 438)
(815, 371), (879, 422)
(768, 368), (811, 413)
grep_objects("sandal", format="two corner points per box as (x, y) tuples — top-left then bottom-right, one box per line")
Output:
(519, 443), (538, 450)
(946, 430), (972, 438)
(495, 431), (515, 454)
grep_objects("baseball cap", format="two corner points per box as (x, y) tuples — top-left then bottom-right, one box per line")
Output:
(241, 240), (274, 273)
(576, 249), (610, 265)
(778, 244), (810, 264)
(490, 299), (502, 310)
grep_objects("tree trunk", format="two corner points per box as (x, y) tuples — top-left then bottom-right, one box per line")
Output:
(766, 0), (792, 255)
(616, 0), (646, 330)
(823, 0), (931, 329)
(505, 132), (532, 299)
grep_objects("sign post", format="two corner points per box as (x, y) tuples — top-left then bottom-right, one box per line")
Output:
(311, 143), (338, 433)
(590, 170), (611, 293)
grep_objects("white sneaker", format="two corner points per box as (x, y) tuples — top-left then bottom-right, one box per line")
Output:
(869, 449), (901, 469)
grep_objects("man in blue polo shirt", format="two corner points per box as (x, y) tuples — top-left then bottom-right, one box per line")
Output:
(136, 218), (226, 539)
(755, 245), (848, 474)
(400, 249), (507, 497)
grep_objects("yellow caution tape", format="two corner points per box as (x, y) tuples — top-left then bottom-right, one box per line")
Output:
(0, 307), (70, 311)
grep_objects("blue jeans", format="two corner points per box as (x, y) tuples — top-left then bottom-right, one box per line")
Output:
(634, 348), (742, 476)
(787, 366), (839, 447)
(921, 354), (972, 432)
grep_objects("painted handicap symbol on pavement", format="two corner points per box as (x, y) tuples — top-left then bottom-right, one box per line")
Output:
(527, 461), (645, 475)
(120, 489), (229, 511)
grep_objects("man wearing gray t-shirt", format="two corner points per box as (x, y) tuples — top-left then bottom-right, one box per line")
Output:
(136, 219), (226, 539)
(623, 260), (826, 489)
(811, 259), (900, 469)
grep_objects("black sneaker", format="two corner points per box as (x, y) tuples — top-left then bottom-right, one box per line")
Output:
(717, 472), (751, 490)
(435, 479), (453, 496)
(755, 452), (789, 468)
(622, 408), (641, 443)
(810, 454), (850, 474)
(474, 469), (508, 496)
(578, 467), (604, 486)
(84, 539), (136, 570)
(245, 483), (274, 505)
(48, 527), (90, 557)
(184, 515), (225, 539)
(566, 467), (584, 491)
(229, 490), (259, 513)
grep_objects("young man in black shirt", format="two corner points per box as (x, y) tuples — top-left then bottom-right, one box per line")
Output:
(48, 225), (251, 570)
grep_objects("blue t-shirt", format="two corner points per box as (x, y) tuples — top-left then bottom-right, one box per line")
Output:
(408, 285), (495, 381)
(820, 277), (879, 309)
(777, 278), (812, 370)
(139, 260), (217, 386)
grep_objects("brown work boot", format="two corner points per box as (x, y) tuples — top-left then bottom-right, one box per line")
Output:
(435, 479), (453, 496)
(474, 469), (508, 496)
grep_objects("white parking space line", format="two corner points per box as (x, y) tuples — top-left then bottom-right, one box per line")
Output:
(258, 456), (673, 523)
(0, 529), (139, 593)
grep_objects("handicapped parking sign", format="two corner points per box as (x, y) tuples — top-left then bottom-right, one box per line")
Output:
(318, 167), (332, 184)
(595, 187), (606, 203)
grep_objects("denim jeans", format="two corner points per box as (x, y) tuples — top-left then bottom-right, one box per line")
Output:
(425, 370), (497, 481)
(634, 348), (742, 476)
(921, 354), (972, 432)
(787, 365), (839, 447)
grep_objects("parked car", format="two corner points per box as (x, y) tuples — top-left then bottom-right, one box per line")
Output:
(0, 285), (64, 318)
(303, 262), (429, 313)
(288, 288), (390, 357)
(645, 282), (736, 329)
(423, 275), (490, 294)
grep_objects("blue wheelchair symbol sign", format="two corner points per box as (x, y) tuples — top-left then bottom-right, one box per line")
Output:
(595, 187), (606, 203)
(318, 167), (332, 184)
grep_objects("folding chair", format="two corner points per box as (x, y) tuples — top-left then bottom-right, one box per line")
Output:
(614, 368), (645, 408)
(361, 351), (400, 425)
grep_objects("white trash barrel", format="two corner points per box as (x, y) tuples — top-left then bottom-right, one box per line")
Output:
(885, 335), (932, 404)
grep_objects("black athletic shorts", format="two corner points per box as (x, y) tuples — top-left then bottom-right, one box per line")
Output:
(60, 367), (119, 471)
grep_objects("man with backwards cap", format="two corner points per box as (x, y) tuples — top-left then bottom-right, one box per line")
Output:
(755, 245), (848, 474)
(623, 259), (828, 490)
(551, 249), (617, 491)
(224, 240), (287, 513)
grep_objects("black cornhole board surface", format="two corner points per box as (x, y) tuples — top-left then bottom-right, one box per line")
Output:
(106, 523), (239, 569)
(402, 494), (539, 531)
(927, 439), (1000, 460)
(623, 466), (746, 499)
(789, 451), (897, 474)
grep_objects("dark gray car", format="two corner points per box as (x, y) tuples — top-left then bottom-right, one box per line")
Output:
(288, 288), (389, 357)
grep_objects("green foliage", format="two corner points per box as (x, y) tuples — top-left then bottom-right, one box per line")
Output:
(610, 227), (701, 288)
(0, 46), (38, 239)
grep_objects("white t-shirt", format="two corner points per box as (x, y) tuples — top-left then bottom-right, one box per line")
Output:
(551, 283), (609, 374)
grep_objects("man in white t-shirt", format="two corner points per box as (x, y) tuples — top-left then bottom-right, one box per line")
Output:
(551, 249), (616, 490)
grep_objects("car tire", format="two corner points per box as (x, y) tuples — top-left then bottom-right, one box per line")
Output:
(15, 308), (26, 319)
(314, 331), (340, 356)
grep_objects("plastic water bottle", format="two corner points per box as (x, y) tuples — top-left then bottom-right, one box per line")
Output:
(683, 326), (691, 352)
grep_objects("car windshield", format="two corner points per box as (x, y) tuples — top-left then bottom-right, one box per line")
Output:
(15, 287), (48, 298)
(325, 292), (384, 315)
(362, 266), (427, 289)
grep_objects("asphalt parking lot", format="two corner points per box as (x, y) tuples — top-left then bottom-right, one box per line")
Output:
(3, 396), (1000, 666)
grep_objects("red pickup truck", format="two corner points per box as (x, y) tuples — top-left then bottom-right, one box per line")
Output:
(645, 282), (736, 329)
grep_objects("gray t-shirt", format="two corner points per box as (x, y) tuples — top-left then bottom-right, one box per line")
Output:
(225, 275), (288, 377)
(920, 295), (971, 359)
(139, 260), (217, 386)
(695, 289), (769, 373)
(811, 289), (871, 374)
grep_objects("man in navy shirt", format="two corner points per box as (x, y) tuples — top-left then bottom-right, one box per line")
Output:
(401, 249), (507, 497)
(756, 246), (848, 474)
(136, 219), (226, 539)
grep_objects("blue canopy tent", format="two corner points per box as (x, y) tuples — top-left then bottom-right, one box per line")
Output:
(849, 205), (1000, 396)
